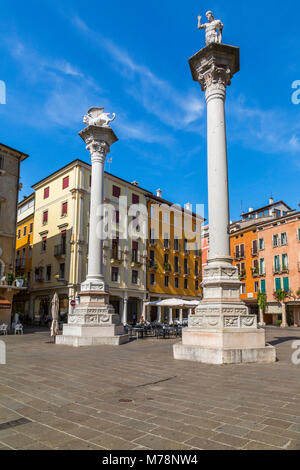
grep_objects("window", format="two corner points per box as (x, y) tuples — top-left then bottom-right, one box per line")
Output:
(61, 201), (68, 216)
(17, 229), (21, 239)
(132, 270), (138, 284)
(184, 239), (188, 253)
(28, 246), (32, 258)
(252, 239), (258, 255)
(132, 241), (139, 263)
(281, 232), (287, 246)
(41, 236), (47, 252)
(174, 237), (179, 251)
(273, 234), (279, 247)
(111, 267), (119, 282)
(59, 263), (65, 280)
(150, 205), (155, 218)
(282, 254), (288, 271)
(240, 283), (246, 295)
(283, 277), (289, 292)
(235, 244), (245, 259)
(44, 187), (49, 199)
(184, 258), (188, 275)
(42, 210), (48, 224)
(184, 278), (188, 289)
(21, 248), (25, 266)
(260, 279), (266, 293)
(174, 215), (179, 227)
(132, 193), (139, 204)
(164, 253), (169, 264)
(163, 212), (169, 223)
(163, 234), (169, 249)
(46, 265), (51, 281)
(275, 278), (281, 291)
(62, 176), (69, 189)
(112, 185), (120, 198)
(150, 273), (155, 285)
(297, 228), (300, 242)
(23, 225), (27, 237)
(114, 210), (119, 224)
(259, 238), (264, 250)
(195, 280), (199, 290)
(0, 155), (3, 169)
(194, 242), (200, 256)
(112, 238), (119, 259)
(174, 256), (179, 273)
(259, 258), (265, 275)
(164, 276), (169, 287)
(254, 281), (259, 293)
(195, 260), (199, 276)
(35, 267), (44, 282)
(29, 222), (33, 233)
(150, 228), (155, 244)
(175, 277), (179, 289)
(274, 255), (280, 273)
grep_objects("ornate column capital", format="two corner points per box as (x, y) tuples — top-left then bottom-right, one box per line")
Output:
(85, 138), (110, 164)
(189, 43), (239, 101)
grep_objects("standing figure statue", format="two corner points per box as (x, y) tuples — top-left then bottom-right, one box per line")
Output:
(198, 11), (223, 46)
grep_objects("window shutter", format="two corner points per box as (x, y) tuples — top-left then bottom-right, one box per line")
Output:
(44, 187), (49, 199)
(275, 278), (281, 291)
(260, 279), (266, 293)
(62, 176), (69, 189)
(112, 185), (120, 198)
(283, 277), (289, 292)
(132, 194), (139, 204)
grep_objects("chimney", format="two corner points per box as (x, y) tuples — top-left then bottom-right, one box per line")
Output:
(185, 202), (192, 211)
(156, 188), (162, 198)
(248, 207), (254, 213)
(269, 197), (274, 205)
(131, 181), (139, 186)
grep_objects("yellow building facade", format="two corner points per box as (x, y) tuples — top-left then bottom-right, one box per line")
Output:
(146, 194), (203, 323)
(29, 159), (148, 324)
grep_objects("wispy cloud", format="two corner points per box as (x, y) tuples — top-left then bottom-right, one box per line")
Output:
(70, 15), (205, 130)
(229, 95), (300, 155)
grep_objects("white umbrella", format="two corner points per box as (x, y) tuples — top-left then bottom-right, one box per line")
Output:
(50, 292), (59, 342)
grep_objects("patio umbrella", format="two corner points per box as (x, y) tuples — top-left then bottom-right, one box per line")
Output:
(50, 292), (59, 342)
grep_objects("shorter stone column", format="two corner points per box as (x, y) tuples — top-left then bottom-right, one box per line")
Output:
(280, 302), (288, 328)
(123, 298), (128, 325)
(179, 309), (183, 323)
(169, 308), (173, 325)
(258, 307), (266, 327)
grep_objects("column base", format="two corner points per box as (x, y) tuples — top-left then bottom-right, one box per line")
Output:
(56, 324), (128, 347)
(173, 342), (276, 364)
(173, 325), (276, 364)
(56, 288), (129, 347)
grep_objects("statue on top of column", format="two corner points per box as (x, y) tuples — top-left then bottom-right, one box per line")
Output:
(198, 11), (223, 46)
(83, 107), (116, 128)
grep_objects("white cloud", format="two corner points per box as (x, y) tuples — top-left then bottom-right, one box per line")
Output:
(69, 15), (204, 130)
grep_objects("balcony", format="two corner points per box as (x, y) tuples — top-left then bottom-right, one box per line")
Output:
(251, 248), (258, 257)
(273, 266), (289, 275)
(148, 260), (158, 270)
(110, 248), (122, 263)
(131, 251), (142, 266)
(54, 244), (66, 258)
(164, 262), (172, 273)
(251, 268), (259, 278)
(163, 240), (171, 251)
(238, 271), (246, 281)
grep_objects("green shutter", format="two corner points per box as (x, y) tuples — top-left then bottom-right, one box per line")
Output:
(260, 279), (266, 293)
(275, 278), (281, 291)
(283, 277), (289, 292)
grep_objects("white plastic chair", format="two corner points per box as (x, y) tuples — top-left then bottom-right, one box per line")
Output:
(14, 323), (23, 335)
(0, 323), (8, 335)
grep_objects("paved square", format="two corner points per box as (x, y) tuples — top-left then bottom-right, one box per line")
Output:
(0, 328), (300, 450)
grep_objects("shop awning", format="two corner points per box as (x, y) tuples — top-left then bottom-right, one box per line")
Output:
(145, 298), (200, 308)
(0, 299), (12, 308)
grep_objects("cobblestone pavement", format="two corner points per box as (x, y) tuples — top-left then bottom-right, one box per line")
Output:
(0, 328), (300, 450)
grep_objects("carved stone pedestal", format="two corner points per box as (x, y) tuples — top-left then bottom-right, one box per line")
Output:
(174, 262), (275, 364)
(56, 288), (128, 347)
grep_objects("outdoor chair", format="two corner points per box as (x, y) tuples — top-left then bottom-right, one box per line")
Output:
(14, 323), (23, 335)
(0, 323), (8, 335)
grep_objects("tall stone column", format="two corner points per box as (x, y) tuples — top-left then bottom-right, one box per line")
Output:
(57, 108), (128, 347)
(173, 42), (275, 364)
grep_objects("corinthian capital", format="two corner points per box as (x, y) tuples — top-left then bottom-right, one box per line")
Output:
(199, 65), (232, 93)
(85, 138), (110, 164)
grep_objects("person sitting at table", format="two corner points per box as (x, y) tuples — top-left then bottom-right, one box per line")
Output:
(139, 316), (146, 325)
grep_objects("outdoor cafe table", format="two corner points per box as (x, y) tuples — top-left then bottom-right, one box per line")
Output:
(132, 327), (144, 339)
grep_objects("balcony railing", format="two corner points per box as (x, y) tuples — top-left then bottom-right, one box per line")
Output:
(174, 266), (181, 275)
(163, 240), (171, 250)
(111, 248), (122, 262)
(148, 260), (158, 270)
(173, 243), (180, 252)
(273, 266), (289, 274)
(131, 251), (142, 265)
(251, 268), (259, 278)
(251, 248), (258, 257)
(183, 268), (190, 276)
(54, 244), (66, 257)
(164, 263), (172, 273)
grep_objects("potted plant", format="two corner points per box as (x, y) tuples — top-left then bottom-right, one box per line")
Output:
(6, 272), (15, 286)
(296, 288), (300, 299)
(15, 275), (25, 288)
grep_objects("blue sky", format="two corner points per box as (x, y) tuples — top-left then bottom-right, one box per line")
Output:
(0, 0), (300, 221)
